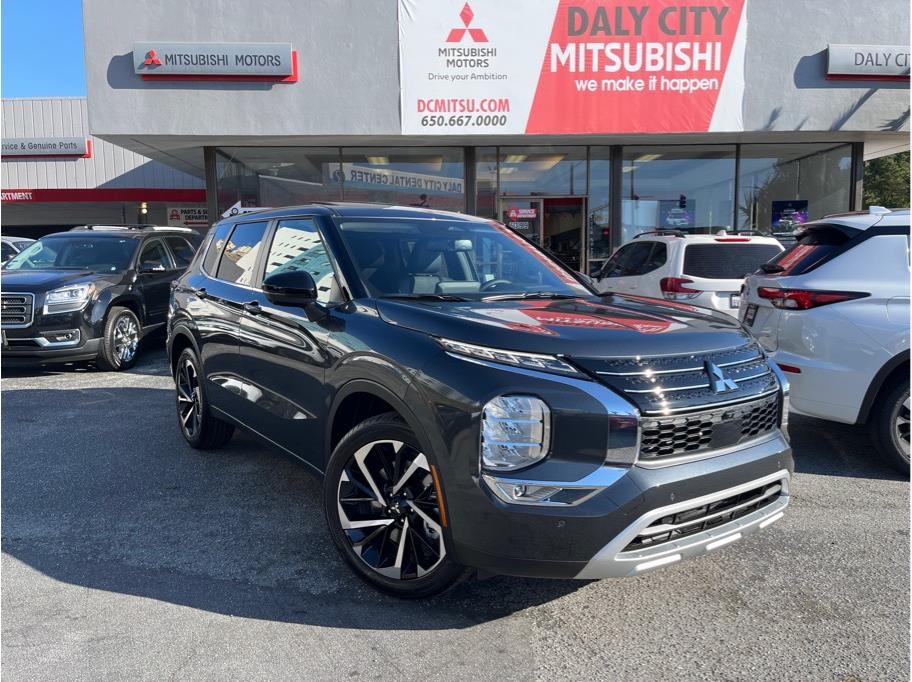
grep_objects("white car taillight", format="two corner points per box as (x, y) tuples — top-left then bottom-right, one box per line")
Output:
(481, 396), (550, 471)
(660, 277), (701, 301)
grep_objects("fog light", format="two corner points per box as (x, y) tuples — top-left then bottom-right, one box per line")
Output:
(481, 395), (550, 471)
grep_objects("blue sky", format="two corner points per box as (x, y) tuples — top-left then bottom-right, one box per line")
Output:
(2, 0), (86, 97)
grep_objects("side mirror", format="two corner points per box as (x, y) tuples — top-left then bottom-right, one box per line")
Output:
(140, 260), (166, 273)
(263, 269), (317, 306)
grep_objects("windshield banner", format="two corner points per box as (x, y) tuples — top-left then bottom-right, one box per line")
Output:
(398, 0), (746, 134)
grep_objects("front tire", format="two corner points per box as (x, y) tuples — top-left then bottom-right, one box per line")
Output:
(871, 379), (910, 475)
(323, 413), (468, 598)
(96, 306), (141, 371)
(175, 347), (234, 449)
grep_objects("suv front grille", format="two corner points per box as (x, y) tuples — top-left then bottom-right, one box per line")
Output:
(640, 393), (779, 460)
(623, 480), (784, 552)
(1, 292), (35, 328)
(570, 342), (783, 463)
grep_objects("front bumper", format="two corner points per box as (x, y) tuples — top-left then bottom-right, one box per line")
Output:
(2, 308), (103, 364)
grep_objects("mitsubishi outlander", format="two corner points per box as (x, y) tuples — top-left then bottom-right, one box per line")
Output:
(167, 204), (793, 597)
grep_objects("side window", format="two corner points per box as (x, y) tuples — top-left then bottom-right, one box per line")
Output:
(216, 221), (269, 286)
(1, 242), (15, 261)
(264, 218), (336, 303)
(202, 223), (232, 275)
(138, 239), (173, 270)
(601, 242), (652, 278)
(164, 236), (196, 268)
(641, 243), (667, 274)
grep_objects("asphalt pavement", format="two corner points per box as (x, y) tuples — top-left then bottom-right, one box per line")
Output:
(2, 345), (909, 681)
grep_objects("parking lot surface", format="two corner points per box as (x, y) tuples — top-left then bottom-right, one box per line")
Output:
(2, 347), (909, 681)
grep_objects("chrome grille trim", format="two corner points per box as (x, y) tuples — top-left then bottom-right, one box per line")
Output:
(625, 368), (773, 394)
(1, 292), (35, 329)
(596, 354), (764, 377)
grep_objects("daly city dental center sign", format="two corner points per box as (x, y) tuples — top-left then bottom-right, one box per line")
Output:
(398, 0), (747, 134)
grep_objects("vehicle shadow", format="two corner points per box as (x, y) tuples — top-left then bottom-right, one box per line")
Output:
(1, 385), (584, 630)
(789, 413), (907, 482)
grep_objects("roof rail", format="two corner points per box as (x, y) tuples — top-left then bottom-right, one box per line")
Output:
(632, 229), (688, 239)
(72, 224), (194, 233)
(868, 206), (892, 215)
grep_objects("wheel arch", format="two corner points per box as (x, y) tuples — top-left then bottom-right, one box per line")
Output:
(168, 323), (201, 379)
(327, 379), (438, 472)
(857, 350), (910, 425)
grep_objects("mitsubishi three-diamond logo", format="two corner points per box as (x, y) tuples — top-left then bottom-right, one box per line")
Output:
(705, 361), (738, 394)
(446, 3), (488, 43)
(142, 50), (162, 67)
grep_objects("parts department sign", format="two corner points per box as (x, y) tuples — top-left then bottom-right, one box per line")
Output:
(398, 0), (747, 134)
(2, 137), (91, 158)
(133, 42), (298, 81)
(167, 206), (209, 228)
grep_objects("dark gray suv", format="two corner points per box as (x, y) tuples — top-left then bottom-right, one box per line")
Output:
(167, 203), (793, 597)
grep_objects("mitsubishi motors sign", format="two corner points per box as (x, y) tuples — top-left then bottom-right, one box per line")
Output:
(133, 42), (298, 81)
(398, 0), (747, 134)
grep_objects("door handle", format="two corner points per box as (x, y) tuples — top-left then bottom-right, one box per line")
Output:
(193, 287), (208, 299)
(243, 301), (262, 315)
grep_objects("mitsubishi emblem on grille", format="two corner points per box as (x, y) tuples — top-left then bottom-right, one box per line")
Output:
(705, 361), (738, 394)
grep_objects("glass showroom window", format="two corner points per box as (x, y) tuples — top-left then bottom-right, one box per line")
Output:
(215, 147), (343, 212)
(339, 148), (465, 212)
(620, 146), (736, 244)
(588, 147), (612, 275)
(738, 144), (852, 233)
(498, 146), (587, 197)
(475, 147), (498, 219)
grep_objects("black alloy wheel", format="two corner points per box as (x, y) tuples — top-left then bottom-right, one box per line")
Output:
(325, 414), (468, 597)
(174, 348), (234, 449)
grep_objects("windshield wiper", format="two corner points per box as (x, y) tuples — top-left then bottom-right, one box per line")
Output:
(380, 293), (470, 302)
(760, 263), (785, 273)
(482, 291), (579, 302)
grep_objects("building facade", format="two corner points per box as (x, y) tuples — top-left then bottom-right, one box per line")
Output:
(1, 98), (206, 238)
(81, 0), (909, 273)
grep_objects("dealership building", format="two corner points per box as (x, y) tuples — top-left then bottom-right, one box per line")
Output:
(76, 0), (909, 273)
(1, 98), (207, 238)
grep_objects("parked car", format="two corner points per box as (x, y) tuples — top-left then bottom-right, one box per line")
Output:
(1, 235), (35, 266)
(594, 231), (784, 317)
(2, 225), (202, 370)
(741, 207), (910, 472)
(168, 204), (793, 597)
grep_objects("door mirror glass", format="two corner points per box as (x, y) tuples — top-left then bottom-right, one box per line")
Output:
(262, 269), (317, 306)
(140, 260), (167, 273)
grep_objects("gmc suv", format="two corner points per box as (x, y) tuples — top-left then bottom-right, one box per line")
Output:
(2, 225), (201, 370)
(167, 204), (793, 597)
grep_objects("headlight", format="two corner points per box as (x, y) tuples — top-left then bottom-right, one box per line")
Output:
(44, 283), (94, 315)
(438, 337), (581, 376)
(481, 395), (551, 471)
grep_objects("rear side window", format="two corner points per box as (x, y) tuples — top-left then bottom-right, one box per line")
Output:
(764, 226), (853, 276)
(216, 221), (269, 285)
(601, 242), (666, 278)
(683, 243), (783, 279)
(165, 236), (196, 268)
(202, 223), (233, 275)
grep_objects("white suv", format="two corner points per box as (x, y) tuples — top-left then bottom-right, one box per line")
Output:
(595, 231), (784, 317)
(741, 208), (910, 472)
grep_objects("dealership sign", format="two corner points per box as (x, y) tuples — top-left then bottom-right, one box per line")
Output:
(167, 206), (209, 228)
(398, 0), (747, 134)
(337, 164), (465, 194)
(827, 44), (910, 81)
(2, 137), (92, 158)
(133, 42), (298, 81)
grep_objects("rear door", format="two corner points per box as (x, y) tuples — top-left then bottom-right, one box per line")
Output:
(680, 240), (783, 313)
(740, 226), (854, 350)
(136, 238), (177, 326)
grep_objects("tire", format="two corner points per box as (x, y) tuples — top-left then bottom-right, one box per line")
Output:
(323, 413), (469, 598)
(871, 378), (910, 475)
(174, 347), (234, 449)
(95, 306), (141, 371)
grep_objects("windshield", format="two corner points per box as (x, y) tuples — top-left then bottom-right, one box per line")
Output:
(336, 218), (592, 300)
(4, 236), (138, 272)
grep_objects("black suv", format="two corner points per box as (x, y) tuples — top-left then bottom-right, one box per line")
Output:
(2, 225), (201, 370)
(168, 204), (793, 597)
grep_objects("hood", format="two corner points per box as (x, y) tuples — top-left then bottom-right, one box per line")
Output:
(0, 269), (119, 293)
(377, 294), (751, 358)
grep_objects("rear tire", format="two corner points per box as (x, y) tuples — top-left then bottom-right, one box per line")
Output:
(175, 347), (234, 449)
(871, 378), (910, 475)
(95, 306), (141, 371)
(323, 413), (469, 598)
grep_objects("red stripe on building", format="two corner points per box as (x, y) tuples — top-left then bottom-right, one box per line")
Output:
(1, 188), (206, 203)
